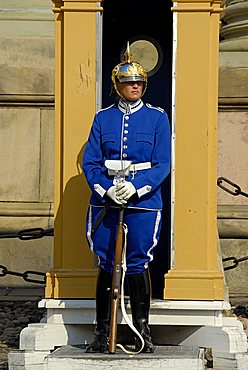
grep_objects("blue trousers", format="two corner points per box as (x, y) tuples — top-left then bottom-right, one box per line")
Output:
(86, 206), (162, 274)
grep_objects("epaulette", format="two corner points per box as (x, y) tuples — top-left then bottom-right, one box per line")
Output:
(146, 103), (164, 113)
(96, 104), (115, 114)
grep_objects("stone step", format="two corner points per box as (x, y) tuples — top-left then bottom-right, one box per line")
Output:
(43, 345), (205, 370)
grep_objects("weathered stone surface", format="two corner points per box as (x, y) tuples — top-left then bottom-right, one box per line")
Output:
(0, 235), (53, 287)
(0, 108), (41, 201)
(0, 214), (53, 231)
(220, 1), (248, 41)
(43, 345), (205, 370)
(219, 68), (248, 97)
(0, 202), (53, 218)
(218, 220), (248, 238)
(220, 239), (248, 294)
(0, 0), (54, 38)
(0, 37), (54, 96)
(218, 205), (248, 219)
(0, 210), (53, 287)
(40, 109), (54, 202)
(218, 111), (248, 206)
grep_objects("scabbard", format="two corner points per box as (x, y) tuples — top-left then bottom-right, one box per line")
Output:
(91, 199), (111, 238)
(109, 206), (125, 354)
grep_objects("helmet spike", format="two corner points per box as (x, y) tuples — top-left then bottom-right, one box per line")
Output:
(124, 41), (132, 63)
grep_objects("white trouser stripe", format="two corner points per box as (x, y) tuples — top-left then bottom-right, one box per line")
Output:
(86, 205), (94, 251)
(145, 210), (161, 267)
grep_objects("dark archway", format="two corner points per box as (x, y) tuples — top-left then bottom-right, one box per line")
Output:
(102, 0), (172, 298)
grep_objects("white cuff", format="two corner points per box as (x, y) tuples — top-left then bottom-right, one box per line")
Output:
(93, 184), (106, 198)
(137, 185), (152, 198)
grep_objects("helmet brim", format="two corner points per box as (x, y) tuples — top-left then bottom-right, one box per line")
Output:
(117, 76), (145, 83)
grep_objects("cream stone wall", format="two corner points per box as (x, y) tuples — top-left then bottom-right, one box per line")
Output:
(218, 111), (248, 206)
(217, 0), (248, 301)
(0, 108), (41, 201)
(0, 0), (54, 287)
(221, 238), (248, 301)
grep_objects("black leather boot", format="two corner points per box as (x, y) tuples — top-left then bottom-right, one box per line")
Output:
(85, 268), (112, 353)
(127, 269), (155, 353)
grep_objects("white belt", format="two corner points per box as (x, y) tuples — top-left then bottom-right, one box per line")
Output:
(105, 160), (151, 179)
(130, 162), (151, 171)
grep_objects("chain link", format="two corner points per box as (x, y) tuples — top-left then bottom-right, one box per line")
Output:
(222, 256), (248, 271)
(217, 177), (248, 270)
(0, 227), (52, 284)
(0, 265), (46, 284)
(217, 177), (248, 198)
(0, 227), (54, 240)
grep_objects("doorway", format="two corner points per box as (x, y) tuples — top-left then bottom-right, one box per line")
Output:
(102, 0), (173, 298)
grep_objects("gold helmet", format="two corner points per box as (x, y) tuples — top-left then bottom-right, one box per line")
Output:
(111, 42), (148, 98)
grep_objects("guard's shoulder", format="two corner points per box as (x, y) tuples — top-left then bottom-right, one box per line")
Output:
(146, 103), (165, 113)
(96, 104), (115, 115)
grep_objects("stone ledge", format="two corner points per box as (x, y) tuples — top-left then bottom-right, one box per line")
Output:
(218, 205), (248, 219)
(0, 287), (44, 301)
(0, 94), (54, 105)
(218, 220), (248, 238)
(40, 299), (231, 327)
(218, 205), (248, 238)
(0, 202), (54, 217)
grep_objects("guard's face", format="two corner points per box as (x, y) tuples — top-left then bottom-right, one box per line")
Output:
(117, 81), (143, 102)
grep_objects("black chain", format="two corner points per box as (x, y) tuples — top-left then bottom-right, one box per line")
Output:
(223, 256), (248, 271)
(0, 227), (52, 284)
(0, 227), (54, 240)
(217, 177), (248, 198)
(217, 177), (248, 270)
(0, 265), (46, 284)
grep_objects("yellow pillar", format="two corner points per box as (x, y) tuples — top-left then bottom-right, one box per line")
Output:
(45, 0), (103, 299)
(164, 0), (225, 300)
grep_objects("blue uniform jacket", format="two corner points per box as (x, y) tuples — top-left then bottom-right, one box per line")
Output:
(82, 99), (171, 211)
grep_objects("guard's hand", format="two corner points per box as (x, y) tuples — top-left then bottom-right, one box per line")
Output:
(106, 186), (127, 205)
(116, 182), (136, 202)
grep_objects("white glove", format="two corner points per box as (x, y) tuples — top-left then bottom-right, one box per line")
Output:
(116, 182), (136, 202)
(106, 186), (127, 205)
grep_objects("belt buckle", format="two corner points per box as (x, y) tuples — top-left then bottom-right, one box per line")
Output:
(113, 168), (130, 185)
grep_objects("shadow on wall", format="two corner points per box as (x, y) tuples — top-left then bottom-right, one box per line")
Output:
(54, 143), (95, 274)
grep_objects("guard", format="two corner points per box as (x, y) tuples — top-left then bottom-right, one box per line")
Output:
(82, 42), (171, 353)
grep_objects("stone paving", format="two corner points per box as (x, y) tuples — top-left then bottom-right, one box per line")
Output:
(44, 344), (206, 370)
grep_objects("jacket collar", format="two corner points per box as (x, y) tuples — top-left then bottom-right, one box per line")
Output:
(118, 99), (144, 114)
